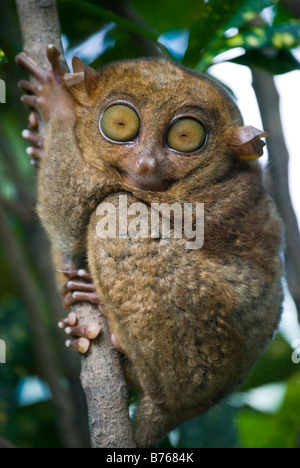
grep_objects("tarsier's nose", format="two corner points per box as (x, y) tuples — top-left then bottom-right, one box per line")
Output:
(136, 155), (159, 176)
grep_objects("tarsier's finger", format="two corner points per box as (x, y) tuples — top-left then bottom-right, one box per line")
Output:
(65, 279), (97, 293)
(30, 160), (40, 169)
(65, 322), (102, 340)
(72, 291), (101, 304)
(29, 112), (39, 129)
(16, 52), (48, 82)
(26, 146), (43, 162)
(47, 44), (64, 79)
(63, 291), (101, 309)
(66, 338), (90, 354)
(56, 268), (92, 281)
(18, 80), (40, 94)
(58, 312), (77, 329)
(22, 129), (44, 148)
(21, 94), (38, 108)
(63, 292), (78, 309)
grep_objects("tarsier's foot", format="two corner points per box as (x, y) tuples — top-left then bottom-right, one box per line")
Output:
(58, 268), (124, 354)
(59, 311), (101, 354)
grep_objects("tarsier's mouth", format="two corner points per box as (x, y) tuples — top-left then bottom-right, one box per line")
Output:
(119, 171), (175, 193)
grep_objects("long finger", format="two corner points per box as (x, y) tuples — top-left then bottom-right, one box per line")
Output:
(47, 44), (65, 80)
(18, 80), (40, 94)
(65, 322), (101, 340)
(65, 280), (97, 293)
(16, 52), (47, 82)
(21, 94), (38, 108)
(22, 129), (44, 148)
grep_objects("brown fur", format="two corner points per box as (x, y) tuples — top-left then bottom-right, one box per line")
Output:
(34, 57), (282, 447)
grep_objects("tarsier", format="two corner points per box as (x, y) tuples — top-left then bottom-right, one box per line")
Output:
(17, 45), (283, 448)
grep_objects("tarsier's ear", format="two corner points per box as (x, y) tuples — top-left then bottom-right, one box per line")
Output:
(63, 57), (99, 104)
(224, 126), (269, 161)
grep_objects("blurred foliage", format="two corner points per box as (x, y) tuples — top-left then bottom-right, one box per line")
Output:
(237, 372), (300, 448)
(0, 49), (6, 63)
(0, 0), (299, 448)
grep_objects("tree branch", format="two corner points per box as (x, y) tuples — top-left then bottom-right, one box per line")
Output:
(15, 0), (134, 447)
(251, 68), (300, 321)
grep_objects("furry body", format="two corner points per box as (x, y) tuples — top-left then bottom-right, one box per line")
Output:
(19, 54), (283, 446)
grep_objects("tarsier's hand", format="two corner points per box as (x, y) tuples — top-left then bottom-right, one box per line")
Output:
(16, 45), (75, 168)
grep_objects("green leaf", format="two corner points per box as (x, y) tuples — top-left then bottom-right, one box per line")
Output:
(226, 22), (300, 51)
(230, 49), (300, 75)
(226, 0), (278, 31)
(0, 48), (6, 63)
(237, 374), (300, 448)
(184, 0), (246, 67)
(196, 20), (300, 72)
(184, 0), (278, 69)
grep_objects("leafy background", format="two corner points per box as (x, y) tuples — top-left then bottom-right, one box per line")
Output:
(0, 0), (299, 448)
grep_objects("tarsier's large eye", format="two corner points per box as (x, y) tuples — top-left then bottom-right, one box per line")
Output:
(167, 118), (206, 153)
(100, 104), (140, 142)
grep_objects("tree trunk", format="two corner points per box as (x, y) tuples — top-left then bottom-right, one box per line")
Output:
(15, 0), (135, 448)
